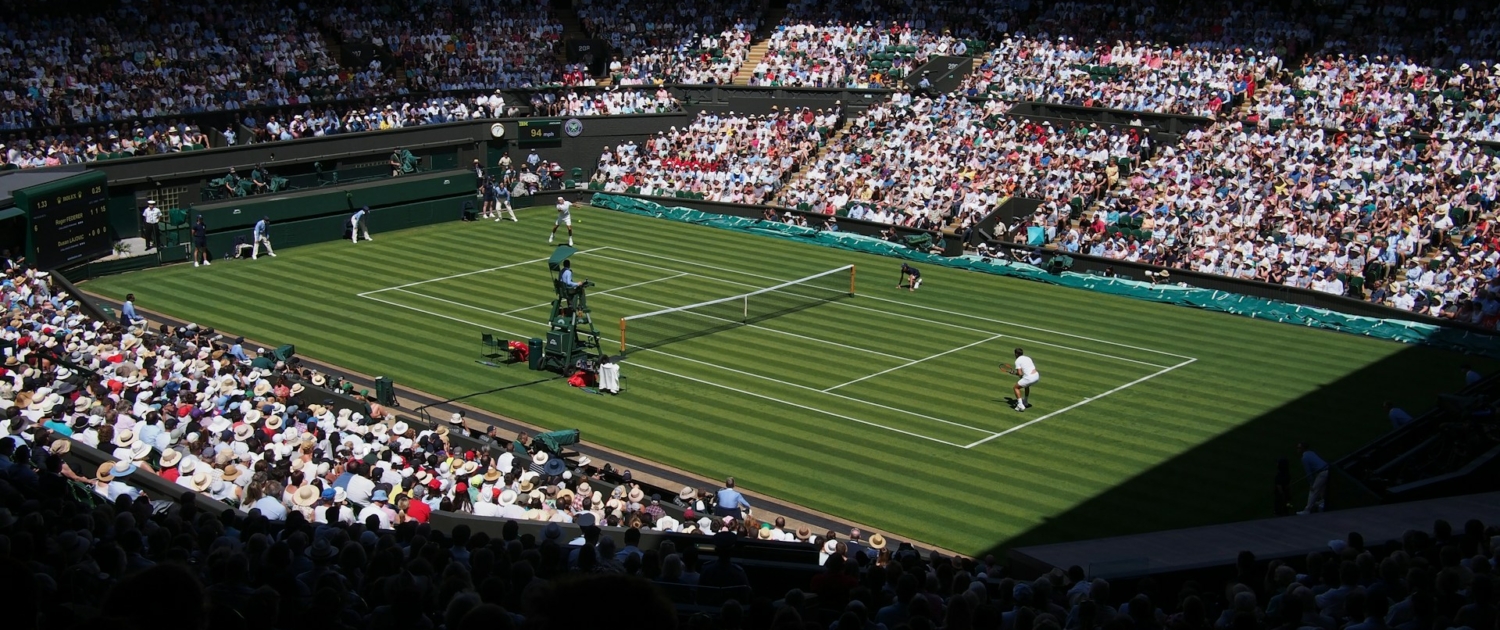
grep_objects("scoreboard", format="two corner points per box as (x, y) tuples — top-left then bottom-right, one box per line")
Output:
(13, 171), (111, 270)
(517, 119), (563, 146)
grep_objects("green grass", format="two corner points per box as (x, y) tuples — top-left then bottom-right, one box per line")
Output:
(82, 205), (1488, 554)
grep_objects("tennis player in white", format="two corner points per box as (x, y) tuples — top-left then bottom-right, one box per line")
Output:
(549, 196), (573, 246)
(1012, 348), (1039, 411)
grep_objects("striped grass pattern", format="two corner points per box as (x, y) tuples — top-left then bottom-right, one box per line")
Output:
(81, 205), (1485, 554)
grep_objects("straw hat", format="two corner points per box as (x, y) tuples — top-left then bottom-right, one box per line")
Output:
(868, 533), (887, 550)
(187, 471), (212, 492)
(293, 485), (320, 507)
(159, 449), (182, 468)
(221, 465), (242, 481)
(51, 439), (72, 455)
(112, 429), (137, 448)
(96, 461), (116, 482)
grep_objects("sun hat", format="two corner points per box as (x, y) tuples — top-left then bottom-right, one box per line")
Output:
(110, 460), (138, 478)
(448, 412), (464, 425)
(129, 441), (151, 461)
(498, 489), (518, 506)
(113, 429), (137, 448)
(50, 439), (72, 455)
(265, 415), (283, 430)
(159, 449), (182, 468)
(544, 458), (566, 476)
(233, 425), (254, 441)
(371, 490), (389, 502)
(532, 451), (549, 465)
(391, 421), (409, 436)
(627, 487), (644, 503)
(307, 538), (339, 560)
(96, 462), (116, 482)
(293, 485), (320, 507)
(868, 533), (887, 550)
(188, 471), (212, 491)
(484, 467), (501, 483)
(221, 464), (242, 481)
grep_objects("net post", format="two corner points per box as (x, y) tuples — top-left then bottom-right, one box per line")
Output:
(619, 318), (627, 354)
(850, 264), (856, 295)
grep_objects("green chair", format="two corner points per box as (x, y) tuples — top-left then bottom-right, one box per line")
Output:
(563, 179), (576, 189)
(570, 167), (583, 179)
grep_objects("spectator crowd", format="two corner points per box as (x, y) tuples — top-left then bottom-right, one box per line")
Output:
(591, 106), (837, 204)
(575, 0), (759, 86)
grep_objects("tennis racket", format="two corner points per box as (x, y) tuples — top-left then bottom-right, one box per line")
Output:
(999, 363), (1017, 375)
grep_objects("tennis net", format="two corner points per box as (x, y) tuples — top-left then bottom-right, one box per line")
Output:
(618, 265), (855, 354)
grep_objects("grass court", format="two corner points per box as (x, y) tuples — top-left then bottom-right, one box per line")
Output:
(82, 203), (1486, 554)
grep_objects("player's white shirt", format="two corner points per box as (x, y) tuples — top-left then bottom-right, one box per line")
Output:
(1015, 355), (1037, 377)
(555, 200), (573, 226)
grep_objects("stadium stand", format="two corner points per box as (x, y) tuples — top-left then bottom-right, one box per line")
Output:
(591, 106), (837, 204)
(958, 36), (1271, 117)
(575, 0), (760, 85)
(776, 93), (1147, 234)
(526, 87), (682, 117)
(314, 0), (566, 91)
(6, 2), (1500, 627)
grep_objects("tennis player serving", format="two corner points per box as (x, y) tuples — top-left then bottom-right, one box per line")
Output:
(549, 196), (574, 246)
(1001, 348), (1039, 412)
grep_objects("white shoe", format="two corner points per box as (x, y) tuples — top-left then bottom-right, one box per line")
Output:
(1014, 402), (1025, 412)
(270, 253), (276, 257)
(195, 262), (200, 267)
(252, 256), (257, 260)
(204, 261), (211, 266)
(495, 217), (501, 222)
(548, 235), (554, 243)
(510, 217), (518, 222)
(568, 239), (574, 246)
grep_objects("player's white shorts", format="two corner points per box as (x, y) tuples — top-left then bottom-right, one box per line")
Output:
(555, 215), (572, 227)
(1017, 374), (1040, 388)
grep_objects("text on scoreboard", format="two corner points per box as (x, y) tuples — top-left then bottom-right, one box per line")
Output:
(14, 171), (112, 270)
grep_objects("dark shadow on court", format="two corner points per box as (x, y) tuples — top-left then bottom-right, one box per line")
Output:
(976, 343), (1492, 559)
(414, 376), (563, 411)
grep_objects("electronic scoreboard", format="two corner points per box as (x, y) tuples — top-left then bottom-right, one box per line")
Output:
(13, 171), (112, 270)
(516, 119), (563, 146)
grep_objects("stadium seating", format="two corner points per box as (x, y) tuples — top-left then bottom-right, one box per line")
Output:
(592, 107), (838, 204)
(5, 0), (1500, 316)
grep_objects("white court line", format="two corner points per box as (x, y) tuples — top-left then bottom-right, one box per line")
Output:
(592, 252), (1176, 370)
(962, 358), (1199, 449)
(494, 272), (691, 315)
(602, 247), (1196, 361)
(606, 293), (917, 362)
(359, 246), (608, 295)
(627, 362), (971, 448)
(358, 289), (978, 446)
(388, 287), (993, 436)
(824, 333), (1005, 392)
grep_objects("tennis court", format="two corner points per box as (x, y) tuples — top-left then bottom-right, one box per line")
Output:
(359, 244), (1196, 449)
(82, 204), (1444, 553)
